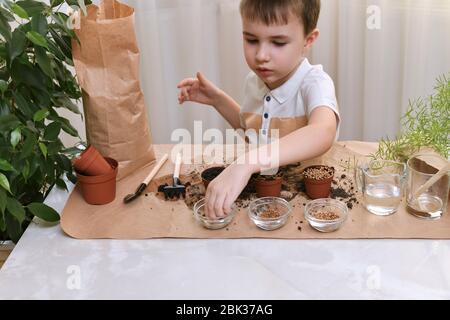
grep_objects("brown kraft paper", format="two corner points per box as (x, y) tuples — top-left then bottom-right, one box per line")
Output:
(60, 141), (450, 239)
(72, 0), (155, 179)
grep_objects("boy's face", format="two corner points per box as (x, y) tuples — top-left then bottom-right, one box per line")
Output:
(242, 13), (316, 89)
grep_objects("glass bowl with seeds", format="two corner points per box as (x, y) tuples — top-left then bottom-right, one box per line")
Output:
(304, 198), (348, 232)
(193, 198), (237, 230)
(247, 197), (292, 230)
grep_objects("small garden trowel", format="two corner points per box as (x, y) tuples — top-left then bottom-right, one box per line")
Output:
(123, 153), (169, 204)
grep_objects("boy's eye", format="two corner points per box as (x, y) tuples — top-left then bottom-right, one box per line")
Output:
(245, 38), (258, 44)
(273, 41), (286, 47)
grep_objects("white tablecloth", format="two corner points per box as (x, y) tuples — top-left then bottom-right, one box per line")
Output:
(0, 183), (449, 299)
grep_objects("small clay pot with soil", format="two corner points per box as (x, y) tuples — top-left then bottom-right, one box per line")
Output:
(303, 165), (335, 199)
(201, 166), (226, 189)
(255, 173), (283, 197)
(73, 145), (112, 176)
(76, 158), (118, 205)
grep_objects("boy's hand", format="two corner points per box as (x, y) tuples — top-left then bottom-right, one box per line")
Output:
(177, 72), (221, 106)
(204, 163), (254, 219)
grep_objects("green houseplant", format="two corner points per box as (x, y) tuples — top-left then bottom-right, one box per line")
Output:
(371, 74), (450, 163)
(0, 0), (90, 243)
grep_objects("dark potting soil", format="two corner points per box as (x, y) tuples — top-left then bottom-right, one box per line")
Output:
(201, 167), (225, 181)
(179, 161), (359, 210)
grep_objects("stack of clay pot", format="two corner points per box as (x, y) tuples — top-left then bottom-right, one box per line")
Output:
(73, 145), (118, 205)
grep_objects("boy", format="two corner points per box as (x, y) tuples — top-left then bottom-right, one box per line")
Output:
(177, 0), (340, 218)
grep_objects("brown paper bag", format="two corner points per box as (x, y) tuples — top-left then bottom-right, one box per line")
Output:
(72, 0), (155, 179)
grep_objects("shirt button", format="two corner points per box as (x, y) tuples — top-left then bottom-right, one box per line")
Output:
(265, 96), (271, 102)
(263, 113), (269, 119)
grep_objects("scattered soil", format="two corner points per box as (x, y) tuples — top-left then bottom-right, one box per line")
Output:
(153, 159), (360, 211)
(330, 171), (358, 210)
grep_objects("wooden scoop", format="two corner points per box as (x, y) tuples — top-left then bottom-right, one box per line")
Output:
(413, 161), (450, 199)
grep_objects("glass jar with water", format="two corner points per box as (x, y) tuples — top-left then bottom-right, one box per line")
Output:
(356, 160), (406, 215)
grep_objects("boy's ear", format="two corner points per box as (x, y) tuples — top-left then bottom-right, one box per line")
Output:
(304, 28), (320, 49)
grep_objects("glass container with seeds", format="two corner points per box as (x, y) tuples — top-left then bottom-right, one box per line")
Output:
(193, 198), (237, 229)
(304, 198), (348, 232)
(247, 197), (292, 230)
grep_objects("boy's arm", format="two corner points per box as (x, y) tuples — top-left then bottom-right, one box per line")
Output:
(242, 106), (337, 172)
(213, 90), (243, 130)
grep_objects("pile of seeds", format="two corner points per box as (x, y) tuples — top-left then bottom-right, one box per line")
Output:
(259, 207), (282, 219)
(311, 208), (340, 220)
(303, 166), (334, 180)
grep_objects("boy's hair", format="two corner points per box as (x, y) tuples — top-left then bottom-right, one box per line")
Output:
(240, 0), (320, 36)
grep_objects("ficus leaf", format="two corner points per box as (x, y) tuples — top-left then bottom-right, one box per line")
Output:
(16, 0), (48, 16)
(8, 28), (27, 63)
(27, 202), (60, 222)
(6, 197), (25, 224)
(0, 159), (14, 172)
(39, 142), (47, 158)
(5, 211), (22, 243)
(0, 173), (11, 194)
(11, 3), (29, 19)
(0, 79), (7, 93)
(26, 31), (48, 48)
(0, 188), (6, 214)
(31, 13), (48, 35)
(10, 127), (21, 148)
(33, 108), (49, 122)
(35, 46), (55, 78)
(44, 121), (61, 140)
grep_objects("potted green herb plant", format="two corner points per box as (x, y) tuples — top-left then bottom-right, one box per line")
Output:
(371, 74), (449, 162)
(0, 0), (90, 244)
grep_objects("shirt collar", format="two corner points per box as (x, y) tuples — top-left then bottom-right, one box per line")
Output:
(255, 58), (313, 105)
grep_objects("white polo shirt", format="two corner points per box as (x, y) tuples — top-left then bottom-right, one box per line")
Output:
(239, 58), (340, 144)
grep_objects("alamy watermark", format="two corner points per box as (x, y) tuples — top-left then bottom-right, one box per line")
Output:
(170, 121), (280, 174)
(66, 265), (81, 290)
(366, 5), (381, 30)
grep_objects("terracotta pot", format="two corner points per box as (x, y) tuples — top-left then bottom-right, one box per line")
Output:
(303, 165), (334, 199)
(201, 166), (225, 189)
(255, 177), (282, 197)
(73, 145), (112, 176)
(76, 158), (118, 205)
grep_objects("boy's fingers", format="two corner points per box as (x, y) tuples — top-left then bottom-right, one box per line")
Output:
(205, 187), (216, 219)
(177, 78), (197, 88)
(223, 194), (232, 215)
(196, 72), (206, 84)
(182, 87), (190, 100)
(214, 192), (226, 218)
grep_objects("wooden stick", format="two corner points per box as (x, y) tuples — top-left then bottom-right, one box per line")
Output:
(143, 154), (169, 185)
(413, 161), (450, 199)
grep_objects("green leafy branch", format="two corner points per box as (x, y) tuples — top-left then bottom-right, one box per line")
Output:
(370, 74), (450, 163)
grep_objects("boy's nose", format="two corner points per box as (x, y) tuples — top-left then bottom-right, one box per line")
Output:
(255, 46), (270, 63)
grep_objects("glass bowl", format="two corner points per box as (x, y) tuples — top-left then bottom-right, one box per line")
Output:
(247, 197), (292, 230)
(193, 198), (237, 230)
(304, 198), (348, 232)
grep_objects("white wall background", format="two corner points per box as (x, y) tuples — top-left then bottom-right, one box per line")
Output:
(62, 0), (450, 146)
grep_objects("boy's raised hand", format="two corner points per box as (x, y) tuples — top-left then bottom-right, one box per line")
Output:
(177, 72), (221, 106)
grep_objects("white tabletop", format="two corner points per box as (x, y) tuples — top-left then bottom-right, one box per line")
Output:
(0, 183), (449, 300)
